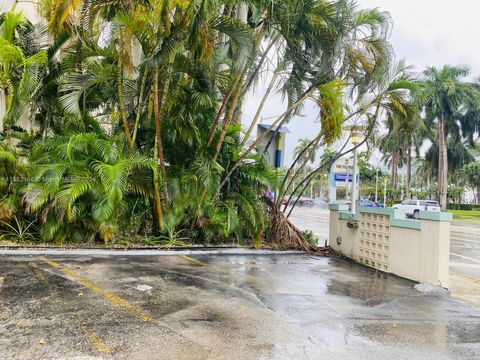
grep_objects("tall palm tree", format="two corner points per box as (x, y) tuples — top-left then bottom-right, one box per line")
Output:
(294, 138), (317, 167)
(293, 138), (318, 197)
(378, 134), (404, 191)
(463, 163), (480, 204)
(420, 65), (480, 210)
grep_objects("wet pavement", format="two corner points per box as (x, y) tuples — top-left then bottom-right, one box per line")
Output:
(450, 221), (480, 279)
(288, 207), (330, 243)
(290, 207), (480, 308)
(1, 253), (480, 359)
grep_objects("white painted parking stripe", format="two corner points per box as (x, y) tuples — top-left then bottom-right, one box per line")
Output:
(450, 252), (480, 264)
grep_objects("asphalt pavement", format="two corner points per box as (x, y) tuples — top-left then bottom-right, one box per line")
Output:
(1, 253), (480, 359)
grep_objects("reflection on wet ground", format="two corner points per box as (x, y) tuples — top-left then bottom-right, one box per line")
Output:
(1, 254), (480, 359)
(290, 207), (480, 308)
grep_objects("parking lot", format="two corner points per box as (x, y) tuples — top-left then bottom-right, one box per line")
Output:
(1, 252), (480, 359)
(1, 209), (479, 359)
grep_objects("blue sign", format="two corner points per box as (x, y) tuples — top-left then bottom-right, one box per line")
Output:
(334, 173), (354, 182)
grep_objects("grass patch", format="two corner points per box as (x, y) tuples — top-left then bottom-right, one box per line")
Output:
(449, 209), (480, 221)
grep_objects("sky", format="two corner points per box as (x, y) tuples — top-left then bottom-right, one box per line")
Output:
(242, 0), (480, 166)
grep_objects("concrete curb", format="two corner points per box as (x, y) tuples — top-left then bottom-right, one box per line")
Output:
(0, 248), (306, 256)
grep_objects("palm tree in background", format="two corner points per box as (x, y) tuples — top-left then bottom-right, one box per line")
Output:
(293, 138), (318, 197)
(420, 65), (480, 210)
(294, 138), (317, 167)
(375, 60), (420, 193)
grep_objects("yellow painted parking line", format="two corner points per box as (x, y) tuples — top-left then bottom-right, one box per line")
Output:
(40, 257), (151, 322)
(84, 328), (112, 354)
(450, 271), (480, 287)
(180, 255), (234, 276)
(30, 266), (60, 298)
(74, 315), (113, 354)
(180, 255), (208, 266)
(31, 264), (114, 354)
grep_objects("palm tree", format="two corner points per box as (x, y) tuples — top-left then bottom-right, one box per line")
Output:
(293, 138), (318, 197)
(0, 12), (48, 129)
(420, 65), (480, 210)
(0, 1), (404, 250)
(378, 134), (404, 191)
(463, 163), (480, 204)
(23, 134), (153, 243)
(294, 138), (317, 164)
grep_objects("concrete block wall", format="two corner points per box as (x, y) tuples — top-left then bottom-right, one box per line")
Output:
(329, 205), (452, 288)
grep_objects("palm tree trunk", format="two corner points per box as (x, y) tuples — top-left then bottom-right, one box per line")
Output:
(153, 137), (163, 229)
(438, 115), (448, 210)
(42, 108), (52, 140)
(476, 184), (480, 205)
(153, 70), (169, 211)
(406, 146), (412, 198)
(118, 66), (133, 148)
(391, 152), (397, 191)
(212, 79), (243, 160)
(131, 66), (148, 148)
(241, 71), (278, 146)
(207, 74), (242, 147)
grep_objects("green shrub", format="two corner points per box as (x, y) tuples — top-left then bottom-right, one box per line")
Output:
(300, 230), (318, 248)
(447, 203), (480, 211)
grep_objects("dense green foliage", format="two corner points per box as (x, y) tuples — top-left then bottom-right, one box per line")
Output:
(0, 0), (421, 246)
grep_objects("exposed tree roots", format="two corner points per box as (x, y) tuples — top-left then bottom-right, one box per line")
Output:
(263, 197), (317, 253)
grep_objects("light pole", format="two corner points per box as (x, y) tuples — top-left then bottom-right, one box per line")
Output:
(383, 178), (387, 208)
(350, 131), (360, 214)
(344, 125), (366, 214)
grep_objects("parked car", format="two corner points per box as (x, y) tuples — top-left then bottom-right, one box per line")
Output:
(312, 198), (329, 209)
(297, 197), (314, 207)
(357, 199), (384, 208)
(393, 199), (441, 219)
(282, 196), (298, 206)
(281, 196), (314, 207)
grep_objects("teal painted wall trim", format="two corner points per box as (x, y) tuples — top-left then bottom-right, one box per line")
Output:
(329, 204), (349, 211)
(339, 212), (359, 221)
(390, 218), (421, 230)
(330, 205), (448, 229)
(420, 211), (453, 222)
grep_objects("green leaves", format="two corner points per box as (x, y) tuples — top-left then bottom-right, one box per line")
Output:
(316, 78), (346, 145)
(23, 134), (152, 242)
(211, 15), (254, 70)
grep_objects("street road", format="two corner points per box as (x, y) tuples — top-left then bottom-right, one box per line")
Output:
(450, 221), (480, 279)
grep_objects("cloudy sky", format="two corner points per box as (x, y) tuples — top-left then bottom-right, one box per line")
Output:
(242, 0), (480, 166)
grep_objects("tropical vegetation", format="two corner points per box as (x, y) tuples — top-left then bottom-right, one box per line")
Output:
(1, 0), (478, 249)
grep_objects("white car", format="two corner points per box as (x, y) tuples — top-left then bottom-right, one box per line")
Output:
(393, 199), (441, 219)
